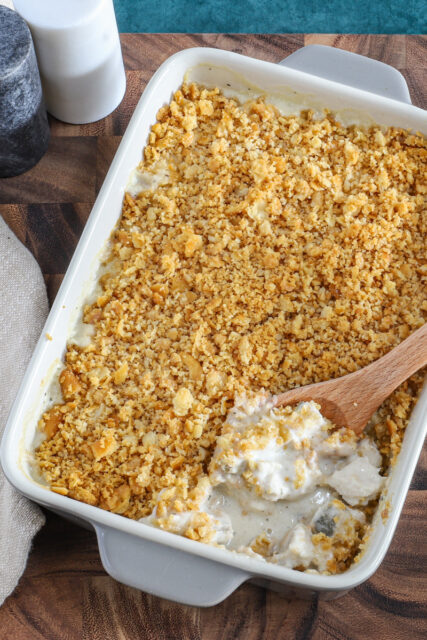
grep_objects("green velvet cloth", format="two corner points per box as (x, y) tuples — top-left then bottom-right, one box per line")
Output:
(113, 0), (426, 33)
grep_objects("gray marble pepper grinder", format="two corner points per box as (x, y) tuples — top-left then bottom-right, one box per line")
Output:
(0, 6), (49, 178)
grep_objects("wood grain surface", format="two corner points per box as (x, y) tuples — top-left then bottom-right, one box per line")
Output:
(0, 34), (426, 640)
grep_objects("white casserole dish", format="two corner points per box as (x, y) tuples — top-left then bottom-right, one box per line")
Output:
(1, 45), (426, 607)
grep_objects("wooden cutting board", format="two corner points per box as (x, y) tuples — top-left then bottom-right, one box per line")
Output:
(0, 34), (426, 640)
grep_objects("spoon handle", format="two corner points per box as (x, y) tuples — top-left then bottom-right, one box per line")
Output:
(275, 323), (427, 433)
(357, 322), (427, 399)
(328, 322), (427, 430)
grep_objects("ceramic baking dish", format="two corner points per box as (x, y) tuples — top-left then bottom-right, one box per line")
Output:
(1, 45), (426, 607)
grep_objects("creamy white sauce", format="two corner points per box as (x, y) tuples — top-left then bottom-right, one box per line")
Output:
(126, 161), (170, 198)
(70, 322), (95, 348)
(207, 484), (331, 550)
(143, 397), (384, 572)
(184, 64), (376, 127)
(328, 457), (384, 506)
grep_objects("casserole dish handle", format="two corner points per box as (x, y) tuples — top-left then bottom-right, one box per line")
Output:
(94, 523), (251, 607)
(280, 44), (411, 104)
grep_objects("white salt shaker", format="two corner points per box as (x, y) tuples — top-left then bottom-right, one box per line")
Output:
(13, 0), (126, 124)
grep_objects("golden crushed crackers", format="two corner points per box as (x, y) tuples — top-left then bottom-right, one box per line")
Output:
(36, 83), (426, 557)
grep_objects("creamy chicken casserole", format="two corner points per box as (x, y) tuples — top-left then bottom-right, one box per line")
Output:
(35, 82), (426, 574)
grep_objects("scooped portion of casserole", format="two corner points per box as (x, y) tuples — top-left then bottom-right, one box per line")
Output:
(35, 82), (426, 574)
(144, 396), (385, 574)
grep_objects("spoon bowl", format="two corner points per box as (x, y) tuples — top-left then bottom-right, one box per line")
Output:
(275, 323), (427, 434)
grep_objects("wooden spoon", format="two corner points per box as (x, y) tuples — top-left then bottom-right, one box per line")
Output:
(274, 323), (427, 434)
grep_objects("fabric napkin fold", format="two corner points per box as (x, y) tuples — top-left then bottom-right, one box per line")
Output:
(0, 215), (47, 605)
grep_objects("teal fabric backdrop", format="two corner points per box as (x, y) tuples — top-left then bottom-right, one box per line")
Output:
(113, 0), (426, 33)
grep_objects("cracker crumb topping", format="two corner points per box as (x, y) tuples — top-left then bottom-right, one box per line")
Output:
(35, 83), (426, 571)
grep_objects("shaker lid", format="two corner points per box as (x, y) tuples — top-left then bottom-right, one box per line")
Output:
(13, 0), (105, 30)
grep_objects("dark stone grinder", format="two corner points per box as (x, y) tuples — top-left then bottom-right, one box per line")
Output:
(0, 6), (49, 178)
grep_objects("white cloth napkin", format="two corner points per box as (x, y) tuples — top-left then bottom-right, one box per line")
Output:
(0, 216), (47, 605)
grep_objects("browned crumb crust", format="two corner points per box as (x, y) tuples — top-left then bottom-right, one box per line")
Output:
(36, 83), (426, 569)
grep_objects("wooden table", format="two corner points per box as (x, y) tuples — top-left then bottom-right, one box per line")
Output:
(1, 34), (426, 640)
